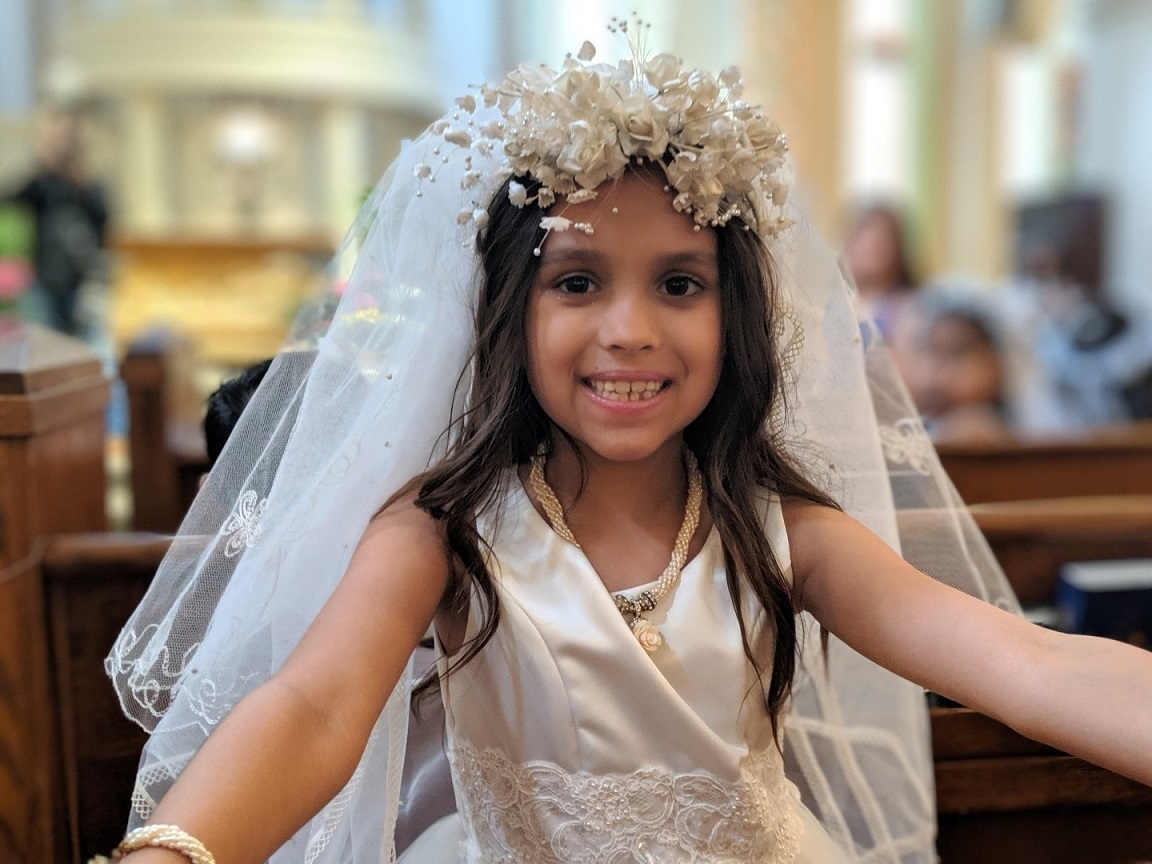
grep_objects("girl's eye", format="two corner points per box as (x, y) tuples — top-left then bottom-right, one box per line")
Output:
(556, 274), (595, 294)
(662, 275), (705, 297)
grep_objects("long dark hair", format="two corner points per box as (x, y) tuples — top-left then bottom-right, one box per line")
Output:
(412, 171), (838, 732)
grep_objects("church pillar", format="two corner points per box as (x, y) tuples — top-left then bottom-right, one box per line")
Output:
(119, 91), (170, 236)
(745, 0), (844, 239)
(322, 101), (368, 245)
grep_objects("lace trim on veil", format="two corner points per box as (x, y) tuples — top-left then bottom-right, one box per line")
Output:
(451, 741), (803, 863)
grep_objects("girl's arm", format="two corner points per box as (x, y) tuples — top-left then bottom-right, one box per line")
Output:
(122, 496), (451, 864)
(784, 500), (1152, 787)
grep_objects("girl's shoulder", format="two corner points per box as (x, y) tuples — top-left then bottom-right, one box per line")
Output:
(365, 490), (453, 577)
(777, 497), (842, 564)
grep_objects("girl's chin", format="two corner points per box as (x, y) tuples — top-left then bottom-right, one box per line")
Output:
(567, 435), (687, 466)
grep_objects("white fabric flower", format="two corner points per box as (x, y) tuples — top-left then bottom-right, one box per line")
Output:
(444, 129), (472, 148)
(539, 216), (572, 232)
(565, 189), (598, 204)
(632, 618), (663, 653)
(508, 181), (529, 207)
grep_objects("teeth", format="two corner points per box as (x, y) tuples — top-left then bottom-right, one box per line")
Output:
(590, 379), (664, 401)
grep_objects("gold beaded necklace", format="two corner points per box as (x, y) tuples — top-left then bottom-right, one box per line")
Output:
(527, 446), (703, 652)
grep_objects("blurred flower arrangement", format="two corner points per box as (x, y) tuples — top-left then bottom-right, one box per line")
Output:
(0, 204), (32, 323)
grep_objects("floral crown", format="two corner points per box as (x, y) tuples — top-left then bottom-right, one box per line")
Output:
(416, 28), (793, 244)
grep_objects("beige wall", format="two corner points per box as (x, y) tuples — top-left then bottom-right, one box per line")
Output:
(742, 0), (844, 240)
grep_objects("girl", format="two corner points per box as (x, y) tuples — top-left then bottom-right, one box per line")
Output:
(106, 40), (1152, 864)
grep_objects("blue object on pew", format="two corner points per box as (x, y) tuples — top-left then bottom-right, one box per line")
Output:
(1055, 558), (1152, 646)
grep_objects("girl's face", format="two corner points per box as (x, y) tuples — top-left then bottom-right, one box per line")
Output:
(525, 171), (723, 465)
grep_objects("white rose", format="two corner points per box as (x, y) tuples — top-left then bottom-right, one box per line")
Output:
(632, 618), (663, 653)
(557, 122), (615, 189)
(615, 95), (671, 158)
(643, 53), (682, 89)
(745, 119), (785, 153)
(719, 67), (746, 98)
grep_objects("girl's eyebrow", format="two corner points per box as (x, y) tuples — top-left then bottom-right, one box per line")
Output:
(661, 251), (719, 269)
(537, 247), (604, 267)
(539, 248), (718, 269)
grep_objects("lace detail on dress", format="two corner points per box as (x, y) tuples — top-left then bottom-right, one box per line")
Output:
(452, 741), (803, 863)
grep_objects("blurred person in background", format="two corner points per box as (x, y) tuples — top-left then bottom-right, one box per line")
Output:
(892, 287), (1011, 445)
(1000, 242), (1152, 434)
(2, 107), (110, 338)
(843, 202), (919, 340)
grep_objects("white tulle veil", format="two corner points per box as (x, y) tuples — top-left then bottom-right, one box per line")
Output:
(106, 44), (1018, 864)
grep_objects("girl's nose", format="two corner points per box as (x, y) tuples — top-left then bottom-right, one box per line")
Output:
(601, 292), (659, 352)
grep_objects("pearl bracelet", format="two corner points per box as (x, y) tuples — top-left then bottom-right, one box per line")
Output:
(115, 825), (216, 864)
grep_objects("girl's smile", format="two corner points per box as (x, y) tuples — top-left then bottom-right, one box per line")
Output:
(586, 374), (668, 403)
(526, 171), (723, 465)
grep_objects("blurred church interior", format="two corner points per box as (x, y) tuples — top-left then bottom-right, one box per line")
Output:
(3, 1), (1152, 862)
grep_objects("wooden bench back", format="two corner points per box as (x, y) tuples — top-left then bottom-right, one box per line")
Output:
(972, 495), (1152, 604)
(932, 707), (1152, 862)
(939, 422), (1152, 504)
(120, 331), (209, 533)
(40, 532), (167, 864)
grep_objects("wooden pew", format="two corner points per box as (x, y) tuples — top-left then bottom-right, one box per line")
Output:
(0, 323), (108, 864)
(40, 533), (166, 864)
(932, 706), (1152, 863)
(120, 330), (210, 534)
(37, 532), (454, 862)
(971, 495), (1152, 605)
(939, 422), (1152, 504)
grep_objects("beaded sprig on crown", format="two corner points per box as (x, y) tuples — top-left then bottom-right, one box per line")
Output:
(415, 20), (793, 244)
(528, 446), (703, 653)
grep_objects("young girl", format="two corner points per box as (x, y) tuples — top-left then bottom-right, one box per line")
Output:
(106, 39), (1152, 864)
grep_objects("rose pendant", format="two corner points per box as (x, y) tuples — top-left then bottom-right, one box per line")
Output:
(631, 617), (663, 652)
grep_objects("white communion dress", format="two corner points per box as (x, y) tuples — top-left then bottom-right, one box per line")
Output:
(400, 480), (852, 864)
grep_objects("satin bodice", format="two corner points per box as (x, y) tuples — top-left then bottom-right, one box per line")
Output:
(436, 481), (807, 863)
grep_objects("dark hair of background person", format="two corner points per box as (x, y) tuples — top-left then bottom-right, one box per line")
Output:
(409, 167), (841, 737)
(204, 358), (274, 464)
(844, 203), (918, 293)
